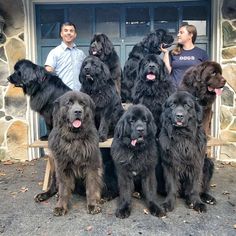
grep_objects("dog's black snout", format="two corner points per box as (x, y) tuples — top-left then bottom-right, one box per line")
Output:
(74, 110), (82, 115)
(176, 113), (184, 121)
(136, 126), (144, 133)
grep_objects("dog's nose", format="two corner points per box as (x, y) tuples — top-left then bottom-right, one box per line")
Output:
(74, 110), (82, 115)
(136, 126), (144, 133)
(176, 113), (184, 121)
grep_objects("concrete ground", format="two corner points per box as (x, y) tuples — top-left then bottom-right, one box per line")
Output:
(0, 157), (236, 236)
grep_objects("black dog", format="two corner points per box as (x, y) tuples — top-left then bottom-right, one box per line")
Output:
(158, 91), (216, 213)
(111, 104), (165, 219)
(133, 54), (175, 136)
(121, 29), (174, 102)
(8, 59), (70, 140)
(80, 55), (124, 142)
(89, 33), (122, 94)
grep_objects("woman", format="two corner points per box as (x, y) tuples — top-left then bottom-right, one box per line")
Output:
(161, 23), (208, 88)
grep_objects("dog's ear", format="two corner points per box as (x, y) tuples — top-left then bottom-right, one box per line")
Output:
(102, 34), (113, 56)
(101, 62), (112, 81)
(147, 110), (157, 137)
(115, 114), (130, 139)
(194, 99), (203, 124)
(52, 98), (60, 127)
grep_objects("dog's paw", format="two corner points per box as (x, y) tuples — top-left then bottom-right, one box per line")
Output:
(87, 205), (102, 215)
(192, 202), (207, 213)
(115, 207), (131, 219)
(149, 202), (166, 217)
(200, 193), (216, 205)
(34, 192), (49, 202)
(99, 135), (107, 142)
(162, 200), (175, 212)
(53, 207), (67, 216)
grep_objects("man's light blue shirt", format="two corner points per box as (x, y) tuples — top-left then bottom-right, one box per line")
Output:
(45, 41), (86, 91)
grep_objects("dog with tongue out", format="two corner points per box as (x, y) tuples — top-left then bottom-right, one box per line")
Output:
(111, 104), (165, 219)
(132, 53), (176, 137)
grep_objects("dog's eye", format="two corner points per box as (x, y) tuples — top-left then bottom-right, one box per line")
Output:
(170, 103), (176, 108)
(211, 72), (216, 76)
(17, 71), (21, 76)
(66, 100), (73, 105)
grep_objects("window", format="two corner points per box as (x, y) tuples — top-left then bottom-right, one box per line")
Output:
(95, 7), (120, 38)
(182, 6), (208, 35)
(69, 8), (93, 41)
(40, 9), (64, 39)
(125, 8), (150, 37)
(154, 7), (178, 35)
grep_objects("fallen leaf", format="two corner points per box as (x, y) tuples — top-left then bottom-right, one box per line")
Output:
(10, 191), (18, 195)
(38, 182), (43, 186)
(223, 191), (230, 195)
(86, 225), (93, 232)
(20, 187), (28, 192)
(210, 184), (216, 187)
(0, 171), (6, 176)
(233, 224), (236, 229)
(143, 208), (149, 214)
(107, 229), (112, 235)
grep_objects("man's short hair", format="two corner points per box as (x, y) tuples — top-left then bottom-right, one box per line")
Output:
(60, 21), (77, 33)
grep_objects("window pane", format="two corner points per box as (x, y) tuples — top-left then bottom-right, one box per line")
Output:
(69, 8), (92, 41)
(182, 6), (207, 35)
(40, 9), (64, 39)
(154, 7), (178, 35)
(95, 7), (120, 38)
(126, 8), (150, 37)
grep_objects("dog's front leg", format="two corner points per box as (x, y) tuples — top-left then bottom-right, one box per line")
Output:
(142, 168), (165, 217)
(115, 168), (133, 219)
(185, 169), (207, 213)
(161, 165), (177, 212)
(98, 115), (110, 142)
(53, 170), (74, 216)
(85, 167), (103, 214)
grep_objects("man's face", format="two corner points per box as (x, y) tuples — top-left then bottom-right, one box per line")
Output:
(60, 25), (77, 45)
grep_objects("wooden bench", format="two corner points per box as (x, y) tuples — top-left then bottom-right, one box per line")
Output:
(29, 137), (228, 191)
(29, 138), (113, 191)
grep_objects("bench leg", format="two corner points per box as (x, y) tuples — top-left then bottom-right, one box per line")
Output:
(42, 156), (51, 191)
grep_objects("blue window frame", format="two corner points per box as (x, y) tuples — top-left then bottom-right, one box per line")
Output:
(35, 1), (211, 68)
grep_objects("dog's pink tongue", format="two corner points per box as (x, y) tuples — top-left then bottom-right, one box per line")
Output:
(72, 120), (81, 128)
(214, 88), (222, 96)
(146, 74), (156, 80)
(131, 139), (137, 146)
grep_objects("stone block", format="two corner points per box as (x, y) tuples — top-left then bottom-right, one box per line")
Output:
(222, 47), (236, 59)
(221, 86), (234, 106)
(220, 130), (236, 142)
(220, 143), (236, 161)
(223, 64), (236, 92)
(0, 0), (24, 37)
(0, 148), (6, 161)
(222, 21), (236, 48)
(5, 38), (25, 73)
(220, 106), (233, 129)
(5, 85), (26, 119)
(222, 0), (236, 20)
(0, 60), (9, 86)
(229, 118), (236, 131)
(6, 120), (28, 161)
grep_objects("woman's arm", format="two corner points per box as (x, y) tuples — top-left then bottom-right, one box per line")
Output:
(160, 44), (172, 74)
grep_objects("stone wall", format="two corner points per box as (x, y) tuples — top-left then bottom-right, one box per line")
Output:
(0, 0), (28, 161)
(220, 0), (236, 161)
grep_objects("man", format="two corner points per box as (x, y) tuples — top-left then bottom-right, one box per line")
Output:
(45, 22), (86, 91)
